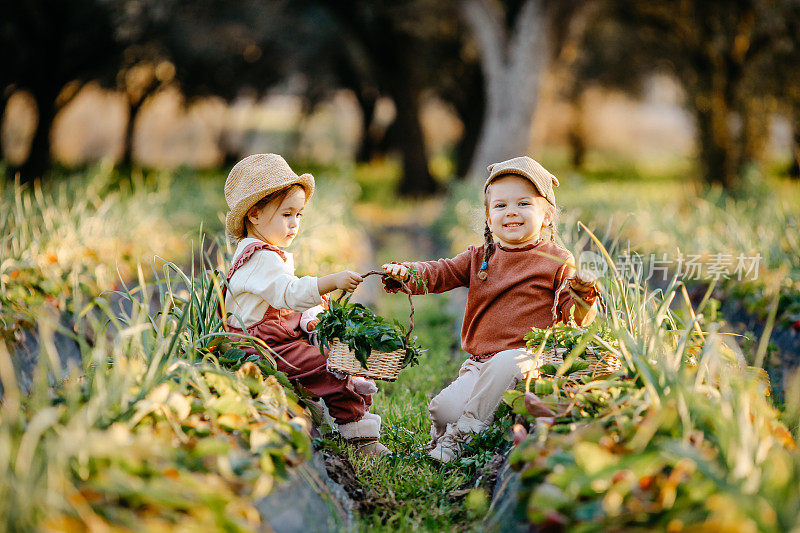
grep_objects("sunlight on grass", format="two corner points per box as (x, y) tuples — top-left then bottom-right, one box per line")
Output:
(1, 162), (798, 531)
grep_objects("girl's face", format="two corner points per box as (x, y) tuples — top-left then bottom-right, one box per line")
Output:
(247, 187), (307, 247)
(486, 175), (552, 248)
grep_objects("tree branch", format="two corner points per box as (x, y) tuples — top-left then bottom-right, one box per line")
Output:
(461, 0), (507, 86)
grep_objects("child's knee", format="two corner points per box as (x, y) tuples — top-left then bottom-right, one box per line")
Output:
(428, 393), (461, 428)
(485, 349), (531, 382)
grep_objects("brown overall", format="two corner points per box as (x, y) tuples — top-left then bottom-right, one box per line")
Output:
(221, 242), (371, 423)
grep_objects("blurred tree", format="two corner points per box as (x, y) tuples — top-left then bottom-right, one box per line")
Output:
(126, 0), (468, 190)
(311, 1), (452, 195)
(792, 120), (800, 179)
(107, 0), (295, 167)
(460, 0), (550, 181)
(545, 0), (612, 169)
(332, 3), (486, 181)
(757, 0), (800, 179)
(0, 87), (10, 142)
(103, 0), (173, 168)
(600, 0), (798, 189)
(0, 0), (121, 181)
(458, 0), (595, 179)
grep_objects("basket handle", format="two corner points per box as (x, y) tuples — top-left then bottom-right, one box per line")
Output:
(334, 270), (415, 346)
(549, 276), (607, 359)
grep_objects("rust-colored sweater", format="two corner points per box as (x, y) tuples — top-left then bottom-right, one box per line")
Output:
(389, 240), (577, 357)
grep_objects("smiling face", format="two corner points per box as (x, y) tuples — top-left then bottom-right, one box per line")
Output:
(246, 185), (306, 247)
(485, 174), (552, 248)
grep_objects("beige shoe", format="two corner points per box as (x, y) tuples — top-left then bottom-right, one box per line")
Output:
(428, 423), (468, 464)
(426, 423), (444, 450)
(351, 438), (392, 457)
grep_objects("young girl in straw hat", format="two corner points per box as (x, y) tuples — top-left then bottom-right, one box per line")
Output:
(382, 156), (599, 463)
(222, 153), (389, 456)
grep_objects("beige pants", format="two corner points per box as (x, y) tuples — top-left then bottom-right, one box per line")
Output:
(428, 348), (540, 437)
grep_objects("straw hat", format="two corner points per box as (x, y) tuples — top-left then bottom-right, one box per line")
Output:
(484, 156), (560, 206)
(224, 153), (315, 239)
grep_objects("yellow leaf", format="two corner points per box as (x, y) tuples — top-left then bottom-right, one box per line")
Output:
(217, 413), (247, 430)
(252, 473), (274, 500)
(574, 441), (620, 474)
(236, 362), (264, 382)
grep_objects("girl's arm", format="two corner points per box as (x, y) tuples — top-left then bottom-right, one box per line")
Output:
(237, 251), (359, 312)
(381, 248), (474, 294)
(554, 254), (598, 326)
(317, 271), (363, 295)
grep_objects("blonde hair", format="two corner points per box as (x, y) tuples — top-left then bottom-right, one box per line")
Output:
(242, 184), (306, 241)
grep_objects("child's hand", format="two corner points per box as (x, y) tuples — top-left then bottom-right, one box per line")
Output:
(333, 270), (363, 292)
(570, 270), (598, 293)
(382, 262), (409, 280)
(317, 271), (363, 295)
(306, 319), (320, 331)
(569, 270), (599, 306)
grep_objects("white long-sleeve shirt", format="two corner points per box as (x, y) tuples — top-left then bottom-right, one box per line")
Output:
(224, 238), (324, 329)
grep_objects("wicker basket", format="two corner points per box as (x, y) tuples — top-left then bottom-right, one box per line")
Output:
(529, 346), (621, 380)
(324, 271), (415, 382)
(327, 339), (406, 381)
(526, 276), (622, 380)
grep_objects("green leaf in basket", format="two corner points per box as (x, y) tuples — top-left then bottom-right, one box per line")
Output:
(539, 363), (559, 375)
(534, 379), (555, 395)
(564, 360), (590, 375)
(314, 288), (424, 371)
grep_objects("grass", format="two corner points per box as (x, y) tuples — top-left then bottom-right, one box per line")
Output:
(504, 234), (799, 530)
(328, 293), (508, 532)
(0, 166), (369, 531)
(1, 160), (799, 531)
(341, 161), (800, 531)
(0, 252), (312, 531)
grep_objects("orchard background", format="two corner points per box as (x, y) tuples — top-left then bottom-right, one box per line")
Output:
(1, 1), (799, 531)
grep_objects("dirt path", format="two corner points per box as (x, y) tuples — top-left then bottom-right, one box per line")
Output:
(313, 209), (510, 531)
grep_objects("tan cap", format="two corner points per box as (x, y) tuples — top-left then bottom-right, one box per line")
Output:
(483, 156), (559, 206)
(224, 153), (315, 239)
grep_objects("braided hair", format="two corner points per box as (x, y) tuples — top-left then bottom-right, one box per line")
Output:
(478, 222), (495, 280)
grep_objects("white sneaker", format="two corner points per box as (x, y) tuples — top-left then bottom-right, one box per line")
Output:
(427, 423), (467, 463)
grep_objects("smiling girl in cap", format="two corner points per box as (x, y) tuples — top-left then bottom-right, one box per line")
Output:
(381, 155), (599, 462)
(221, 153), (389, 456)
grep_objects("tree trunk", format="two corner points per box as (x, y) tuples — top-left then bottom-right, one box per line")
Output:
(386, 77), (437, 196)
(461, 0), (549, 182)
(567, 92), (587, 169)
(453, 69), (485, 179)
(0, 93), (8, 164)
(789, 107), (800, 179)
(355, 88), (382, 163)
(740, 95), (772, 168)
(694, 103), (739, 189)
(121, 97), (145, 169)
(688, 61), (741, 190)
(18, 85), (59, 183)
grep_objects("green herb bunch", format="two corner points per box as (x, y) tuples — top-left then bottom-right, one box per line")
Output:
(524, 322), (617, 352)
(405, 266), (428, 293)
(524, 322), (619, 376)
(316, 293), (424, 370)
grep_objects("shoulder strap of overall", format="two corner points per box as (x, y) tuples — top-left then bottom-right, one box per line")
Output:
(218, 242), (287, 329)
(227, 242), (287, 281)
